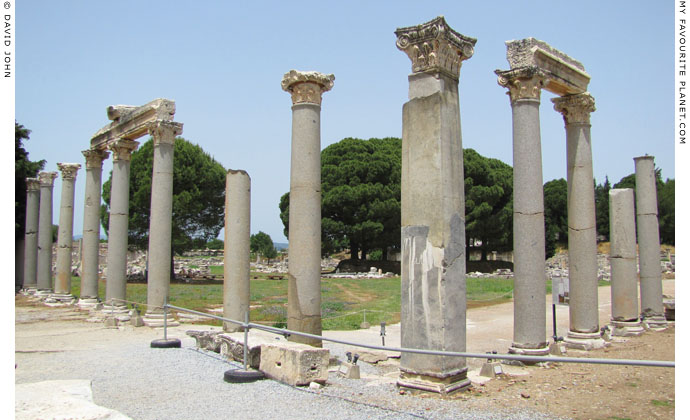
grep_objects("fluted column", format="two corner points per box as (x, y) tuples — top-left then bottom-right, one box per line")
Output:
(282, 69), (334, 346)
(396, 16), (476, 394)
(496, 67), (550, 356)
(104, 139), (138, 312)
(553, 93), (606, 350)
(78, 149), (109, 308)
(22, 178), (41, 291)
(143, 121), (183, 327)
(608, 188), (644, 336)
(36, 171), (58, 295)
(634, 155), (667, 329)
(51, 163), (81, 303)
(224, 169), (251, 332)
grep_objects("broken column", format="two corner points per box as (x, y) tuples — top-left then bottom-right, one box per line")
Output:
(608, 188), (644, 336)
(78, 149), (109, 308)
(634, 155), (667, 329)
(395, 16), (475, 394)
(223, 169), (251, 332)
(553, 93), (606, 349)
(496, 67), (550, 356)
(143, 121), (183, 327)
(36, 171), (58, 296)
(281, 69), (334, 346)
(104, 139), (138, 315)
(51, 163), (81, 303)
(22, 178), (41, 291)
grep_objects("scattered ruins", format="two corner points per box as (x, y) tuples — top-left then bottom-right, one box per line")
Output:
(18, 15), (674, 397)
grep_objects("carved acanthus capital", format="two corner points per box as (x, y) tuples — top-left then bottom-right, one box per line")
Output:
(82, 149), (110, 169)
(552, 92), (596, 125)
(26, 177), (40, 192)
(496, 67), (549, 104)
(281, 70), (335, 105)
(57, 163), (81, 180)
(38, 171), (58, 187)
(395, 16), (476, 80)
(148, 121), (183, 146)
(108, 139), (139, 162)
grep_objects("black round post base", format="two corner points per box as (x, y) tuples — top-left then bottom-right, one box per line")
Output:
(150, 338), (182, 348)
(223, 369), (265, 383)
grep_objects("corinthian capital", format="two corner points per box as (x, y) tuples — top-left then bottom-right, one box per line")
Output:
(552, 92), (596, 125)
(148, 121), (183, 146)
(26, 177), (40, 192)
(82, 149), (110, 169)
(38, 171), (58, 187)
(281, 70), (334, 105)
(57, 163), (81, 180)
(395, 16), (476, 80)
(496, 67), (549, 104)
(108, 139), (139, 162)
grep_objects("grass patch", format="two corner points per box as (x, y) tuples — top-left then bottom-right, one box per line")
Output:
(651, 399), (672, 407)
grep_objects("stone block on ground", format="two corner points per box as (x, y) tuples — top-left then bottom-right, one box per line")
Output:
(186, 330), (221, 352)
(259, 341), (329, 386)
(215, 332), (278, 368)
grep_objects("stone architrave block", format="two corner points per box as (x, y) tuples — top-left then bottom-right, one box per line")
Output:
(259, 342), (329, 386)
(186, 330), (221, 352)
(214, 333), (269, 368)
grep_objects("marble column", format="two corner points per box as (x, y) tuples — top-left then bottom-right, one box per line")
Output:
(496, 67), (550, 356)
(634, 155), (667, 329)
(143, 121), (183, 327)
(281, 69), (334, 346)
(395, 16), (475, 394)
(223, 169), (251, 332)
(553, 93), (606, 350)
(22, 177), (41, 291)
(51, 163), (81, 303)
(78, 149), (109, 308)
(608, 188), (644, 336)
(104, 139), (138, 315)
(36, 171), (58, 295)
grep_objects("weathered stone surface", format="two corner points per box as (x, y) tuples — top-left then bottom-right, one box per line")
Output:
(259, 341), (329, 386)
(281, 70), (334, 105)
(215, 332), (277, 368)
(186, 330), (221, 352)
(23, 178), (40, 289)
(54, 163), (81, 295)
(81, 149), (109, 301)
(609, 189), (640, 324)
(92, 98), (175, 149)
(37, 171), (58, 291)
(224, 170), (251, 332)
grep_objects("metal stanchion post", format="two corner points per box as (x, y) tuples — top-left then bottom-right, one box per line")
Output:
(243, 311), (249, 371)
(150, 297), (181, 349)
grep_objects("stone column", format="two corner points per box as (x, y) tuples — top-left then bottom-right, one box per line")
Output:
(50, 163), (81, 303)
(22, 178), (41, 291)
(143, 121), (183, 327)
(104, 139), (138, 316)
(634, 155), (667, 329)
(78, 149), (109, 309)
(496, 67), (550, 356)
(223, 169), (251, 332)
(608, 188), (644, 336)
(395, 16), (475, 394)
(553, 93), (606, 350)
(281, 69), (334, 346)
(36, 171), (58, 296)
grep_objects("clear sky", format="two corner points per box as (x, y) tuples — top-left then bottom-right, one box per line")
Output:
(14, 1), (673, 244)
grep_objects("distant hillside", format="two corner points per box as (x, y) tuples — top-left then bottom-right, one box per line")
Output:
(274, 242), (288, 251)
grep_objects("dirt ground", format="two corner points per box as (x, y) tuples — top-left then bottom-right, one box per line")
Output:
(15, 283), (676, 420)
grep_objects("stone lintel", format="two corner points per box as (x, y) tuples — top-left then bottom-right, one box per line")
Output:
(38, 171), (58, 187)
(82, 149), (110, 169)
(496, 67), (549, 103)
(552, 92), (596, 125)
(395, 15), (476, 80)
(281, 70), (334, 105)
(91, 98), (176, 149)
(108, 139), (139, 162)
(26, 177), (40, 191)
(57, 163), (81, 180)
(505, 38), (590, 96)
(148, 120), (184, 145)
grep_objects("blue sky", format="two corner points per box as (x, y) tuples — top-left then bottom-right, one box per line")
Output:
(14, 1), (673, 243)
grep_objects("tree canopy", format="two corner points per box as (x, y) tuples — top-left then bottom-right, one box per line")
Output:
(15, 122), (46, 240)
(101, 137), (226, 255)
(543, 178), (568, 259)
(594, 177), (612, 241)
(250, 231), (277, 260)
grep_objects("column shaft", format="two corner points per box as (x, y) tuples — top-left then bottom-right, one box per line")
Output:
(224, 170), (251, 332)
(55, 163), (80, 295)
(80, 150), (108, 301)
(37, 172), (57, 292)
(23, 178), (40, 289)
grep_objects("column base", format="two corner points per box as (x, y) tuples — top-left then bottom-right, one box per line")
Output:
(34, 289), (53, 298)
(102, 304), (131, 322)
(508, 343), (551, 363)
(564, 330), (608, 350)
(397, 367), (471, 395)
(44, 293), (77, 306)
(19, 287), (38, 296)
(642, 315), (668, 331)
(142, 312), (180, 328)
(608, 320), (645, 337)
(76, 298), (101, 310)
